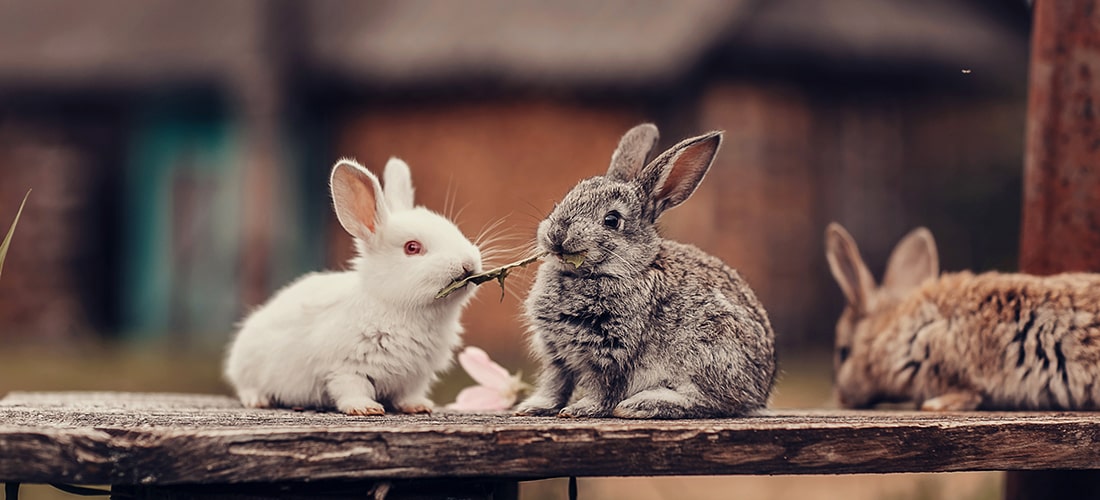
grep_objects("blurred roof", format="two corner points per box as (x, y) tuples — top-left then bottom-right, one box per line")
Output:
(0, 1), (263, 86)
(0, 0), (1028, 91)
(720, 0), (1027, 81)
(312, 0), (1028, 87)
(307, 0), (753, 88)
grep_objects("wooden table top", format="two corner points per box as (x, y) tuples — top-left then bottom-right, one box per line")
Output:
(2, 391), (1099, 485)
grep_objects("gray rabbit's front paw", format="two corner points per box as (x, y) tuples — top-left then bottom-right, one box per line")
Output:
(558, 397), (612, 418)
(514, 395), (563, 416)
(613, 389), (693, 419)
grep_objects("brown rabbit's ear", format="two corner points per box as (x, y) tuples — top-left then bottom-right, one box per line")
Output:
(637, 130), (722, 218)
(825, 223), (877, 313)
(331, 159), (388, 242)
(607, 123), (660, 182)
(883, 227), (939, 294)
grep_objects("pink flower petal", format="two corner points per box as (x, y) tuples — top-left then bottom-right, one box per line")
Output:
(446, 385), (513, 412)
(458, 346), (512, 391)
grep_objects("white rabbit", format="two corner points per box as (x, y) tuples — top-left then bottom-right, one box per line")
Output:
(224, 158), (483, 415)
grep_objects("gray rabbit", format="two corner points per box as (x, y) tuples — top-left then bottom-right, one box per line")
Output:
(515, 124), (777, 419)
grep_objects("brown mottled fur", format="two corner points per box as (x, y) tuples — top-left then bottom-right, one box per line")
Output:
(826, 223), (1100, 411)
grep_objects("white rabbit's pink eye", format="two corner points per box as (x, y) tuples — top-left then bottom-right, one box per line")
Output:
(404, 240), (424, 256)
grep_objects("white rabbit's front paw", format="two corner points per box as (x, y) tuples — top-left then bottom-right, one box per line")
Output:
(338, 397), (386, 416)
(395, 397), (435, 415)
(238, 390), (272, 409)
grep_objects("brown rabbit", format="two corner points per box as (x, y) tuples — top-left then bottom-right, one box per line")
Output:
(825, 222), (1100, 411)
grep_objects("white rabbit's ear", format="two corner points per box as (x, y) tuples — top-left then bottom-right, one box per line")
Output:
(383, 157), (415, 211)
(638, 131), (721, 218)
(825, 223), (877, 313)
(330, 159), (388, 241)
(607, 123), (660, 182)
(883, 227), (939, 295)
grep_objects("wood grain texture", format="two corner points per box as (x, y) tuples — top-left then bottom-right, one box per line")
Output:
(3, 392), (1100, 485)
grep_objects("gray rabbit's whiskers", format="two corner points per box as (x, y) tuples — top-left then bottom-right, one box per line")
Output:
(519, 200), (553, 223)
(602, 246), (641, 276)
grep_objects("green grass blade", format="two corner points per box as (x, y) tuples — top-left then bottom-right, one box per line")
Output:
(0, 189), (30, 281)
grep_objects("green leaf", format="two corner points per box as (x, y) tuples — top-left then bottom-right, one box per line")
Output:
(561, 251), (586, 269)
(0, 189), (30, 281)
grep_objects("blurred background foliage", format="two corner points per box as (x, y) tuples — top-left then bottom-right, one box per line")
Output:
(0, 1), (1032, 498)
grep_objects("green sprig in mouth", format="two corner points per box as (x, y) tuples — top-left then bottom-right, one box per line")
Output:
(559, 251), (586, 269)
(434, 250), (588, 301)
(436, 253), (546, 300)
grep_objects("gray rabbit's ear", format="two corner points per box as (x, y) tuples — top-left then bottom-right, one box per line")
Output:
(606, 123), (660, 182)
(331, 159), (388, 242)
(639, 131), (722, 217)
(883, 227), (939, 295)
(825, 223), (877, 313)
(383, 157), (415, 212)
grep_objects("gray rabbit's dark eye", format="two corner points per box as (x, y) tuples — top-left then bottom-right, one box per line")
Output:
(837, 346), (851, 364)
(603, 211), (622, 230)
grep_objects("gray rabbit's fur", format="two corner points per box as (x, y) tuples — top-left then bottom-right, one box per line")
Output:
(516, 124), (777, 419)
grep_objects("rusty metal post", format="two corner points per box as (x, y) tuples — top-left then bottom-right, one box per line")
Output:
(1012, 1), (1100, 499)
(1019, 0), (1100, 274)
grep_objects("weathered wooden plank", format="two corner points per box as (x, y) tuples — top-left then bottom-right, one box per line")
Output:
(2, 391), (1100, 486)
(1019, 0), (1100, 275)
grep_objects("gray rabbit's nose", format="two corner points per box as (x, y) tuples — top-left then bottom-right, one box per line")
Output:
(551, 238), (586, 255)
(544, 225), (567, 248)
(546, 228), (578, 255)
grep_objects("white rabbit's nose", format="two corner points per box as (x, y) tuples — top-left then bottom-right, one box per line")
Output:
(465, 251), (482, 272)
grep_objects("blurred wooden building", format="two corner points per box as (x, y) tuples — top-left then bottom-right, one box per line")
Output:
(0, 0), (1030, 356)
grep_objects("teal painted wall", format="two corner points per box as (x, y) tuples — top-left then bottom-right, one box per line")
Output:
(122, 94), (243, 342)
